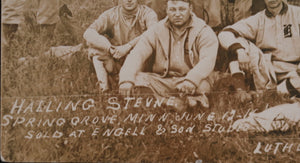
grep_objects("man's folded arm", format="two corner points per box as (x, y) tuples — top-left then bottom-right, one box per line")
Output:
(219, 14), (259, 49)
(83, 11), (112, 53)
(218, 30), (242, 50)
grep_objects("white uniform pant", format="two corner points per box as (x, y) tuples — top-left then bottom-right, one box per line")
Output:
(236, 38), (300, 93)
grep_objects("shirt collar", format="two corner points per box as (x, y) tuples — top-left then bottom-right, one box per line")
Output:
(120, 5), (140, 19)
(265, 2), (288, 17)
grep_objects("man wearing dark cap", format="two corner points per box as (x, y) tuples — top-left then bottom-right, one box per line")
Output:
(119, 0), (219, 109)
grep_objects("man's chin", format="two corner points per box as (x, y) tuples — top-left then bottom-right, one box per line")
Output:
(172, 22), (184, 27)
(124, 6), (137, 11)
(268, 5), (279, 8)
(125, 8), (135, 11)
(267, 2), (282, 9)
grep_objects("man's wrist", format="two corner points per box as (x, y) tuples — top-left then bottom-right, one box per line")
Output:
(108, 46), (114, 55)
(183, 79), (197, 88)
(126, 43), (133, 50)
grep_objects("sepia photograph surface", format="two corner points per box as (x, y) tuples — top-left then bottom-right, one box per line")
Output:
(1, 0), (300, 162)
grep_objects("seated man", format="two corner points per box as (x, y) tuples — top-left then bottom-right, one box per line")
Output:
(218, 0), (300, 97)
(83, 0), (158, 92)
(119, 0), (218, 109)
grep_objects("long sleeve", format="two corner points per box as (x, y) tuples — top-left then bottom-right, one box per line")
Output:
(218, 14), (259, 50)
(119, 29), (156, 83)
(185, 26), (219, 86)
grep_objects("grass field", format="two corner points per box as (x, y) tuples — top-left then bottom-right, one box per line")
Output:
(1, 1), (300, 162)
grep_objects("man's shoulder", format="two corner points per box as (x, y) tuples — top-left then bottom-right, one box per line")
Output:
(234, 9), (264, 24)
(140, 19), (166, 38)
(138, 5), (157, 18)
(288, 4), (300, 13)
(190, 15), (208, 29)
(99, 6), (120, 17)
(289, 3), (300, 9)
(150, 18), (169, 32)
(254, 9), (267, 17)
(139, 5), (156, 13)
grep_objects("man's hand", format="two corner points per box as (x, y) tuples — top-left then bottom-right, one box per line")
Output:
(237, 48), (250, 71)
(112, 44), (132, 59)
(119, 82), (134, 96)
(176, 80), (196, 97)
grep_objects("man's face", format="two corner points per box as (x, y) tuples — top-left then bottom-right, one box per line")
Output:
(121, 0), (138, 11)
(167, 1), (192, 28)
(264, 0), (283, 9)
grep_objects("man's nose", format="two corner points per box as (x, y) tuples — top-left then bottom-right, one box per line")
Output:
(174, 10), (181, 16)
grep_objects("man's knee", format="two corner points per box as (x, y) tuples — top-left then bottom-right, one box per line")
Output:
(289, 73), (300, 93)
(88, 48), (105, 59)
(278, 76), (300, 97)
(92, 55), (101, 64)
